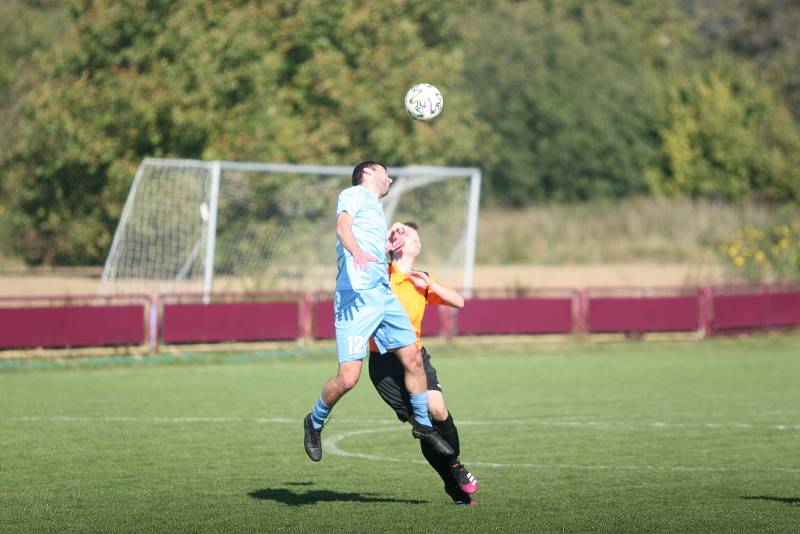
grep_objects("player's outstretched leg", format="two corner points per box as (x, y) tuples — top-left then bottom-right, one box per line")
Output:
(421, 413), (478, 500)
(411, 420), (455, 456)
(420, 437), (475, 504)
(421, 443), (477, 504)
(408, 391), (455, 455)
(436, 414), (478, 495)
(395, 345), (455, 456)
(303, 361), (361, 462)
(304, 395), (332, 461)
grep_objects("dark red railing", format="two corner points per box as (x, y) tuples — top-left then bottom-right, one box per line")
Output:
(0, 294), (151, 350)
(456, 295), (574, 335)
(159, 291), (305, 346)
(1, 283), (798, 351)
(583, 286), (702, 334)
(708, 283), (800, 334)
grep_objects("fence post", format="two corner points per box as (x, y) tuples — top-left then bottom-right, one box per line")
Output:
(439, 306), (455, 341)
(574, 289), (587, 336)
(299, 291), (314, 342)
(147, 294), (160, 354)
(699, 287), (713, 338)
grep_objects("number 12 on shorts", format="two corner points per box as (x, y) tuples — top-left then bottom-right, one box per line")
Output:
(347, 336), (365, 356)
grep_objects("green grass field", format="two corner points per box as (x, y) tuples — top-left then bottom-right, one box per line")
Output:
(1, 334), (798, 533)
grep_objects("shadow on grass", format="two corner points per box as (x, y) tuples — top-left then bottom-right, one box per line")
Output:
(249, 487), (428, 506)
(741, 496), (800, 506)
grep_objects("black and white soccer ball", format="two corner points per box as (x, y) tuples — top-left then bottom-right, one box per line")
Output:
(404, 83), (444, 121)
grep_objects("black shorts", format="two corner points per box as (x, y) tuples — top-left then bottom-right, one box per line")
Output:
(368, 346), (442, 423)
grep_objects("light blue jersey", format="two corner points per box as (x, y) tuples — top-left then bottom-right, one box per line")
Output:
(335, 185), (389, 290)
(333, 184), (415, 362)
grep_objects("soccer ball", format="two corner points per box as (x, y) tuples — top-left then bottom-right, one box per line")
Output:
(404, 83), (444, 121)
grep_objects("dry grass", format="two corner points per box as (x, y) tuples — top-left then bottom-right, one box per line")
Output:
(477, 197), (784, 265)
(0, 198), (795, 295)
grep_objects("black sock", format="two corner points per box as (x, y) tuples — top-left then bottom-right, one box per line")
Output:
(433, 413), (461, 463)
(420, 413), (467, 500)
(420, 439), (452, 485)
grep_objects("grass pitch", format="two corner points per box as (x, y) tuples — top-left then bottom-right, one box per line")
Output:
(1, 334), (798, 533)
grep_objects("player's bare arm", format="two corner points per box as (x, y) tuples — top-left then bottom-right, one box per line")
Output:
(409, 270), (464, 308)
(337, 211), (378, 270)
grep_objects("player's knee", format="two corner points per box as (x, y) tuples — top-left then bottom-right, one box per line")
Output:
(406, 357), (423, 373)
(428, 391), (448, 421)
(401, 350), (424, 372)
(337, 372), (360, 391)
(429, 404), (449, 422)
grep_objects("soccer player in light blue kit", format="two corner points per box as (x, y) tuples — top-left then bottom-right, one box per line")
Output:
(303, 161), (454, 462)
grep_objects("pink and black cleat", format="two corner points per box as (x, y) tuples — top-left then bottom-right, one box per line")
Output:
(450, 460), (479, 495)
(445, 484), (477, 506)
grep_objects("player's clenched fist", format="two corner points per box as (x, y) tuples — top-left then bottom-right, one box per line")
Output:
(388, 222), (407, 254)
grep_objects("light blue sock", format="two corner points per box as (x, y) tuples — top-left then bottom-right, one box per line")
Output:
(409, 392), (432, 427)
(310, 396), (331, 430)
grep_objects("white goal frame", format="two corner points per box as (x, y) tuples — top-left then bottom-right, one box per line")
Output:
(100, 158), (482, 300)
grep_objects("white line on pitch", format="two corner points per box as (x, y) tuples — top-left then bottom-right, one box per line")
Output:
(324, 427), (800, 474)
(5, 415), (799, 431)
(6, 415), (799, 472)
(8, 415), (246, 423)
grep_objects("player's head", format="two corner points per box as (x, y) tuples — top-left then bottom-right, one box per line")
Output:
(352, 161), (392, 197)
(390, 221), (421, 261)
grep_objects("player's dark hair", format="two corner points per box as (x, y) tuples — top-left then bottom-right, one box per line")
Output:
(352, 161), (386, 186)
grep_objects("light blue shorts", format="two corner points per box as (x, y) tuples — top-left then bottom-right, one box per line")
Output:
(334, 284), (417, 363)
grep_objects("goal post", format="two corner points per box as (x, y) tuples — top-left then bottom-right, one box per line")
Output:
(99, 158), (482, 299)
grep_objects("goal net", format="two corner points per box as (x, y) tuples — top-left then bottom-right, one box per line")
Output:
(98, 158), (481, 298)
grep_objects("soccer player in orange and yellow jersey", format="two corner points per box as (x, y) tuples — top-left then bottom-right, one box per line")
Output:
(368, 221), (479, 506)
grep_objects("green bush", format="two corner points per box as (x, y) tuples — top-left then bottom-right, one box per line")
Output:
(462, 1), (660, 204)
(647, 56), (800, 203)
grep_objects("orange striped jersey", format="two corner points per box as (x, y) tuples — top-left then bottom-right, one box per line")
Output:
(369, 262), (446, 352)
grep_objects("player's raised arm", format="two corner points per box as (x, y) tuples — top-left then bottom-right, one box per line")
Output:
(337, 211), (378, 270)
(409, 270), (465, 309)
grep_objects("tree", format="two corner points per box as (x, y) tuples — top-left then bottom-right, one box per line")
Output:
(647, 56), (800, 203)
(696, 0), (800, 120)
(0, 0), (68, 154)
(3, 0), (487, 265)
(461, 0), (662, 204)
